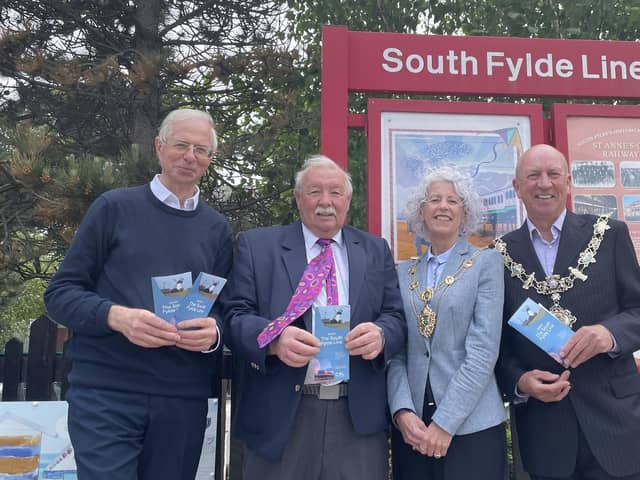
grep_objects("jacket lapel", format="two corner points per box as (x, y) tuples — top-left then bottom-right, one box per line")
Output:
(553, 211), (592, 276)
(344, 227), (365, 320)
(281, 221), (307, 290)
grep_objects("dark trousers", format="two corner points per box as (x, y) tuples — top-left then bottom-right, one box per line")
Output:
(392, 422), (506, 480)
(67, 386), (208, 480)
(530, 422), (640, 480)
(392, 378), (507, 480)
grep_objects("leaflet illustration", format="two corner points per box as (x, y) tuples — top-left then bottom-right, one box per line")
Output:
(508, 297), (575, 364)
(151, 272), (193, 321)
(173, 273), (227, 323)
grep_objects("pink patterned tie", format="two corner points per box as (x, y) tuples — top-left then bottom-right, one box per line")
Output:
(257, 238), (339, 348)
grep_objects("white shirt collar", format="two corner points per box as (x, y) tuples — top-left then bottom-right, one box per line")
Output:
(301, 222), (344, 250)
(150, 174), (200, 211)
(526, 209), (566, 241)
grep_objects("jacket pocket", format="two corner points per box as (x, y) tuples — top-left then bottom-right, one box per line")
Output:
(610, 371), (640, 398)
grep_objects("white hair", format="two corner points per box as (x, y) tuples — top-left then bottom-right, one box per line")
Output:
(405, 165), (485, 240)
(294, 154), (353, 195)
(158, 109), (218, 153)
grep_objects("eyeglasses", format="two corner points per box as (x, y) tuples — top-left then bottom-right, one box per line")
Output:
(167, 140), (213, 160)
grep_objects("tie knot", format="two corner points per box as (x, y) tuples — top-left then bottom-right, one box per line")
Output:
(317, 238), (332, 248)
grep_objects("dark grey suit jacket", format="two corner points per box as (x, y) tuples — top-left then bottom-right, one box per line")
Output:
(225, 221), (406, 460)
(496, 211), (640, 477)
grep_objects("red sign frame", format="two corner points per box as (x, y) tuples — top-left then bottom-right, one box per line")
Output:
(321, 26), (640, 170)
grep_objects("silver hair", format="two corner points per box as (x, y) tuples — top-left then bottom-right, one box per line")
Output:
(157, 109), (218, 154)
(405, 165), (485, 240)
(294, 154), (353, 195)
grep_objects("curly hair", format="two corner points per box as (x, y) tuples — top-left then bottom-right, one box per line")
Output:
(405, 165), (485, 241)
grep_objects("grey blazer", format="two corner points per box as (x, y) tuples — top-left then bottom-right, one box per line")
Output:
(387, 237), (506, 436)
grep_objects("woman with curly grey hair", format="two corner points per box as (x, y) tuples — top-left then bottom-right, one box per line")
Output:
(388, 165), (507, 480)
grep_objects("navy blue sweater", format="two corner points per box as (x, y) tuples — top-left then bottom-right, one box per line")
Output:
(44, 184), (233, 398)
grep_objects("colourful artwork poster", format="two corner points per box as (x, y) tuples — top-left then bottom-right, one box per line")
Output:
(380, 112), (533, 261)
(0, 401), (76, 480)
(565, 116), (640, 258)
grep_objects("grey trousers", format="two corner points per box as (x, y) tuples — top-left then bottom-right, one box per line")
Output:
(243, 395), (388, 480)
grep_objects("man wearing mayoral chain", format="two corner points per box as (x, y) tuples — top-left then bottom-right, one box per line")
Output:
(496, 144), (640, 479)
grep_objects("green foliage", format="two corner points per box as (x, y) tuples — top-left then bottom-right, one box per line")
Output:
(0, 278), (47, 347)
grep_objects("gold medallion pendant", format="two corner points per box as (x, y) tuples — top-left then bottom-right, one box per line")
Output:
(420, 287), (434, 303)
(418, 305), (437, 337)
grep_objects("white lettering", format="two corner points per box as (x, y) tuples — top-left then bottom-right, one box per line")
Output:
(601, 55), (608, 79)
(486, 52), (505, 76)
(534, 53), (554, 78)
(426, 55), (443, 74)
(460, 50), (478, 75)
(505, 57), (523, 82)
(446, 50), (459, 75)
(582, 54), (600, 79)
(631, 61), (640, 80)
(609, 60), (628, 80)
(382, 48), (403, 73)
(556, 58), (574, 78)
(406, 54), (424, 73)
(525, 53), (533, 77)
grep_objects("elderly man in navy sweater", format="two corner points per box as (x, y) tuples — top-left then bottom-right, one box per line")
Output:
(44, 109), (233, 480)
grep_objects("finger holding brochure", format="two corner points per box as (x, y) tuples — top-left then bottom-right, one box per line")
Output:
(508, 297), (575, 365)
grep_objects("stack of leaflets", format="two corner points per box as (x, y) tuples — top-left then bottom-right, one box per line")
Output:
(151, 272), (226, 324)
(308, 305), (350, 385)
(508, 297), (575, 364)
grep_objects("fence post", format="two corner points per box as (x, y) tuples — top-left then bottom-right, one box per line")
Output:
(25, 315), (57, 401)
(2, 338), (24, 401)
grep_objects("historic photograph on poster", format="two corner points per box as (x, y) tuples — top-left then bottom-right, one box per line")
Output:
(378, 110), (535, 262)
(573, 194), (618, 219)
(559, 110), (640, 257)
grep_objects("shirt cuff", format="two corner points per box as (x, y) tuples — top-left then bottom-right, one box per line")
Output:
(608, 333), (621, 357)
(513, 384), (530, 404)
(201, 324), (221, 354)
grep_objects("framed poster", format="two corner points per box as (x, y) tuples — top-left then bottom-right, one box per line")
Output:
(552, 103), (640, 259)
(0, 401), (76, 479)
(367, 99), (544, 262)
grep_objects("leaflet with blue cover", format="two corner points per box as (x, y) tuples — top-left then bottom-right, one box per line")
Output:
(173, 273), (227, 323)
(151, 272), (193, 321)
(508, 297), (575, 364)
(308, 305), (350, 385)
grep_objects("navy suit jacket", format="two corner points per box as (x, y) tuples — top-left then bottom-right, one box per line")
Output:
(496, 212), (640, 477)
(225, 222), (406, 460)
